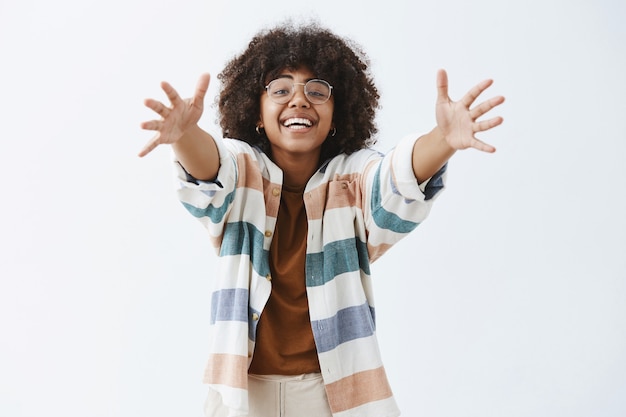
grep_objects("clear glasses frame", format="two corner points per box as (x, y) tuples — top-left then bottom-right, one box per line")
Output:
(265, 78), (333, 105)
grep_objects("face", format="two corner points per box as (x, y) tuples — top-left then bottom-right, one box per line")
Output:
(258, 67), (334, 164)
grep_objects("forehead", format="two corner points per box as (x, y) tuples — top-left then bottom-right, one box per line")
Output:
(266, 66), (316, 82)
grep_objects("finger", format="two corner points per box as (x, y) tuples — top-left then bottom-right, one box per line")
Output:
(436, 69), (449, 103)
(460, 78), (494, 108)
(138, 136), (161, 158)
(143, 98), (171, 118)
(193, 73), (211, 108)
(469, 95), (505, 120)
(470, 137), (496, 153)
(139, 119), (163, 131)
(474, 116), (504, 133)
(161, 81), (183, 107)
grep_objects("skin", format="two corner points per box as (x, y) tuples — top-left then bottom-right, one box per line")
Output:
(412, 69), (504, 183)
(139, 69), (504, 186)
(258, 68), (335, 187)
(139, 73), (218, 181)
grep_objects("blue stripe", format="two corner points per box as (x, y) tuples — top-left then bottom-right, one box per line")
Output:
(181, 188), (235, 224)
(306, 237), (370, 287)
(210, 288), (261, 341)
(248, 306), (261, 341)
(312, 303), (376, 353)
(220, 221), (270, 278)
(424, 163), (447, 201)
(370, 165), (419, 234)
(210, 288), (249, 324)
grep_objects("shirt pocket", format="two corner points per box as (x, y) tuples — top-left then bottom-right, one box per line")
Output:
(327, 178), (359, 211)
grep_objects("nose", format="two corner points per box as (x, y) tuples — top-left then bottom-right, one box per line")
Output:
(288, 83), (310, 107)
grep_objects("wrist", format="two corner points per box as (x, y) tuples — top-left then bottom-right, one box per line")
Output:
(431, 126), (457, 154)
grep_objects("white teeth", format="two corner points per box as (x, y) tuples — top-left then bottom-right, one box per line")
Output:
(283, 117), (313, 127)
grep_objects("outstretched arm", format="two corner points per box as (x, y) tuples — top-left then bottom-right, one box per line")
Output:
(412, 69), (505, 184)
(139, 73), (220, 181)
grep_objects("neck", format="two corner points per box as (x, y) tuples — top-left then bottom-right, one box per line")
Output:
(271, 150), (320, 189)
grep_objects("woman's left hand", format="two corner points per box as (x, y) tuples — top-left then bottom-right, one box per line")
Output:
(435, 69), (505, 152)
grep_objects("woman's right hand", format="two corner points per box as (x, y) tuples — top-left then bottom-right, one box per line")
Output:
(138, 73), (211, 157)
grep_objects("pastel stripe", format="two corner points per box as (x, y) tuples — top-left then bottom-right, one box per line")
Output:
(302, 184), (327, 220)
(202, 353), (248, 389)
(325, 367), (393, 413)
(219, 221), (270, 277)
(236, 153), (264, 191)
(306, 274), (368, 321)
(324, 173), (362, 211)
(210, 288), (249, 324)
(370, 165), (420, 233)
(366, 241), (393, 263)
(311, 303), (376, 353)
(181, 188), (235, 223)
(263, 177), (281, 218)
(174, 136), (445, 417)
(209, 288), (261, 340)
(305, 237), (370, 287)
(424, 163), (447, 200)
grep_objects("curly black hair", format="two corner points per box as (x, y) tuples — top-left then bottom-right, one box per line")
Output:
(217, 22), (380, 162)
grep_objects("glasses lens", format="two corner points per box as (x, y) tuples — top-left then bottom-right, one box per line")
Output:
(305, 80), (331, 104)
(266, 79), (332, 104)
(267, 79), (294, 104)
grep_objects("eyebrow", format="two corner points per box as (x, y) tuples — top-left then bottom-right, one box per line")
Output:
(275, 74), (316, 82)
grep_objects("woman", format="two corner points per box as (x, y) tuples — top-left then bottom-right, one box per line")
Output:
(139, 22), (504, 417)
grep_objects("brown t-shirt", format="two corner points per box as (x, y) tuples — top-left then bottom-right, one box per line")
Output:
(248, 185), (320, 375)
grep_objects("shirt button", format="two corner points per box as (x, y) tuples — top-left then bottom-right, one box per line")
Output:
(252, 313), (259, 321)
(264, 230), (272, 237)
(341, 182), (348, 189)
(272, 188), (280, 196)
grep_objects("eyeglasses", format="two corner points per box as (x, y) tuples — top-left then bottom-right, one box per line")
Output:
(265, 78), (333, 105)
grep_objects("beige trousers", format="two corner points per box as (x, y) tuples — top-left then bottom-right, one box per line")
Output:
(204, 373), (333, 417)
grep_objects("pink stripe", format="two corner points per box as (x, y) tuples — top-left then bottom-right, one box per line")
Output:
(325, 367), (393, 412)
(367, 241), (393, 263)
(236, 153), (264, 191)
(202, 353), (248, 389)
(324, 173), (364, 212)
(304, 171), (370, 221)
(263, 177), (281, 218)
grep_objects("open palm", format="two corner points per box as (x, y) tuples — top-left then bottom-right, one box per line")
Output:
(435, 69), (504, 153)
(138, 73), (211, 157)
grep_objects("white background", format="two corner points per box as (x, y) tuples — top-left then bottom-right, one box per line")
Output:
(1, 0), (625, 416)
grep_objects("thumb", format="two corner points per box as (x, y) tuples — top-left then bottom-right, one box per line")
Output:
(436, 69), (449, 103)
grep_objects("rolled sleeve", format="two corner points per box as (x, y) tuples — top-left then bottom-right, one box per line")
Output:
(391, 133), (447, 202)
(173, 137), (239, 227)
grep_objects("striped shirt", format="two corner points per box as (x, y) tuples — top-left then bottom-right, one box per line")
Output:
(174, 133), (446, 417)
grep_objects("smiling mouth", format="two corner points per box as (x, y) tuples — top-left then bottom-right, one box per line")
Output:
(283, 117), (313, 129)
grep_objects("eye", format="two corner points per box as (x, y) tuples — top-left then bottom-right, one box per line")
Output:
(268, 79), (293, 97)
(306, 81), (330, 98)
(307, 90), (326, 98)
(272, 88), (290, 96)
